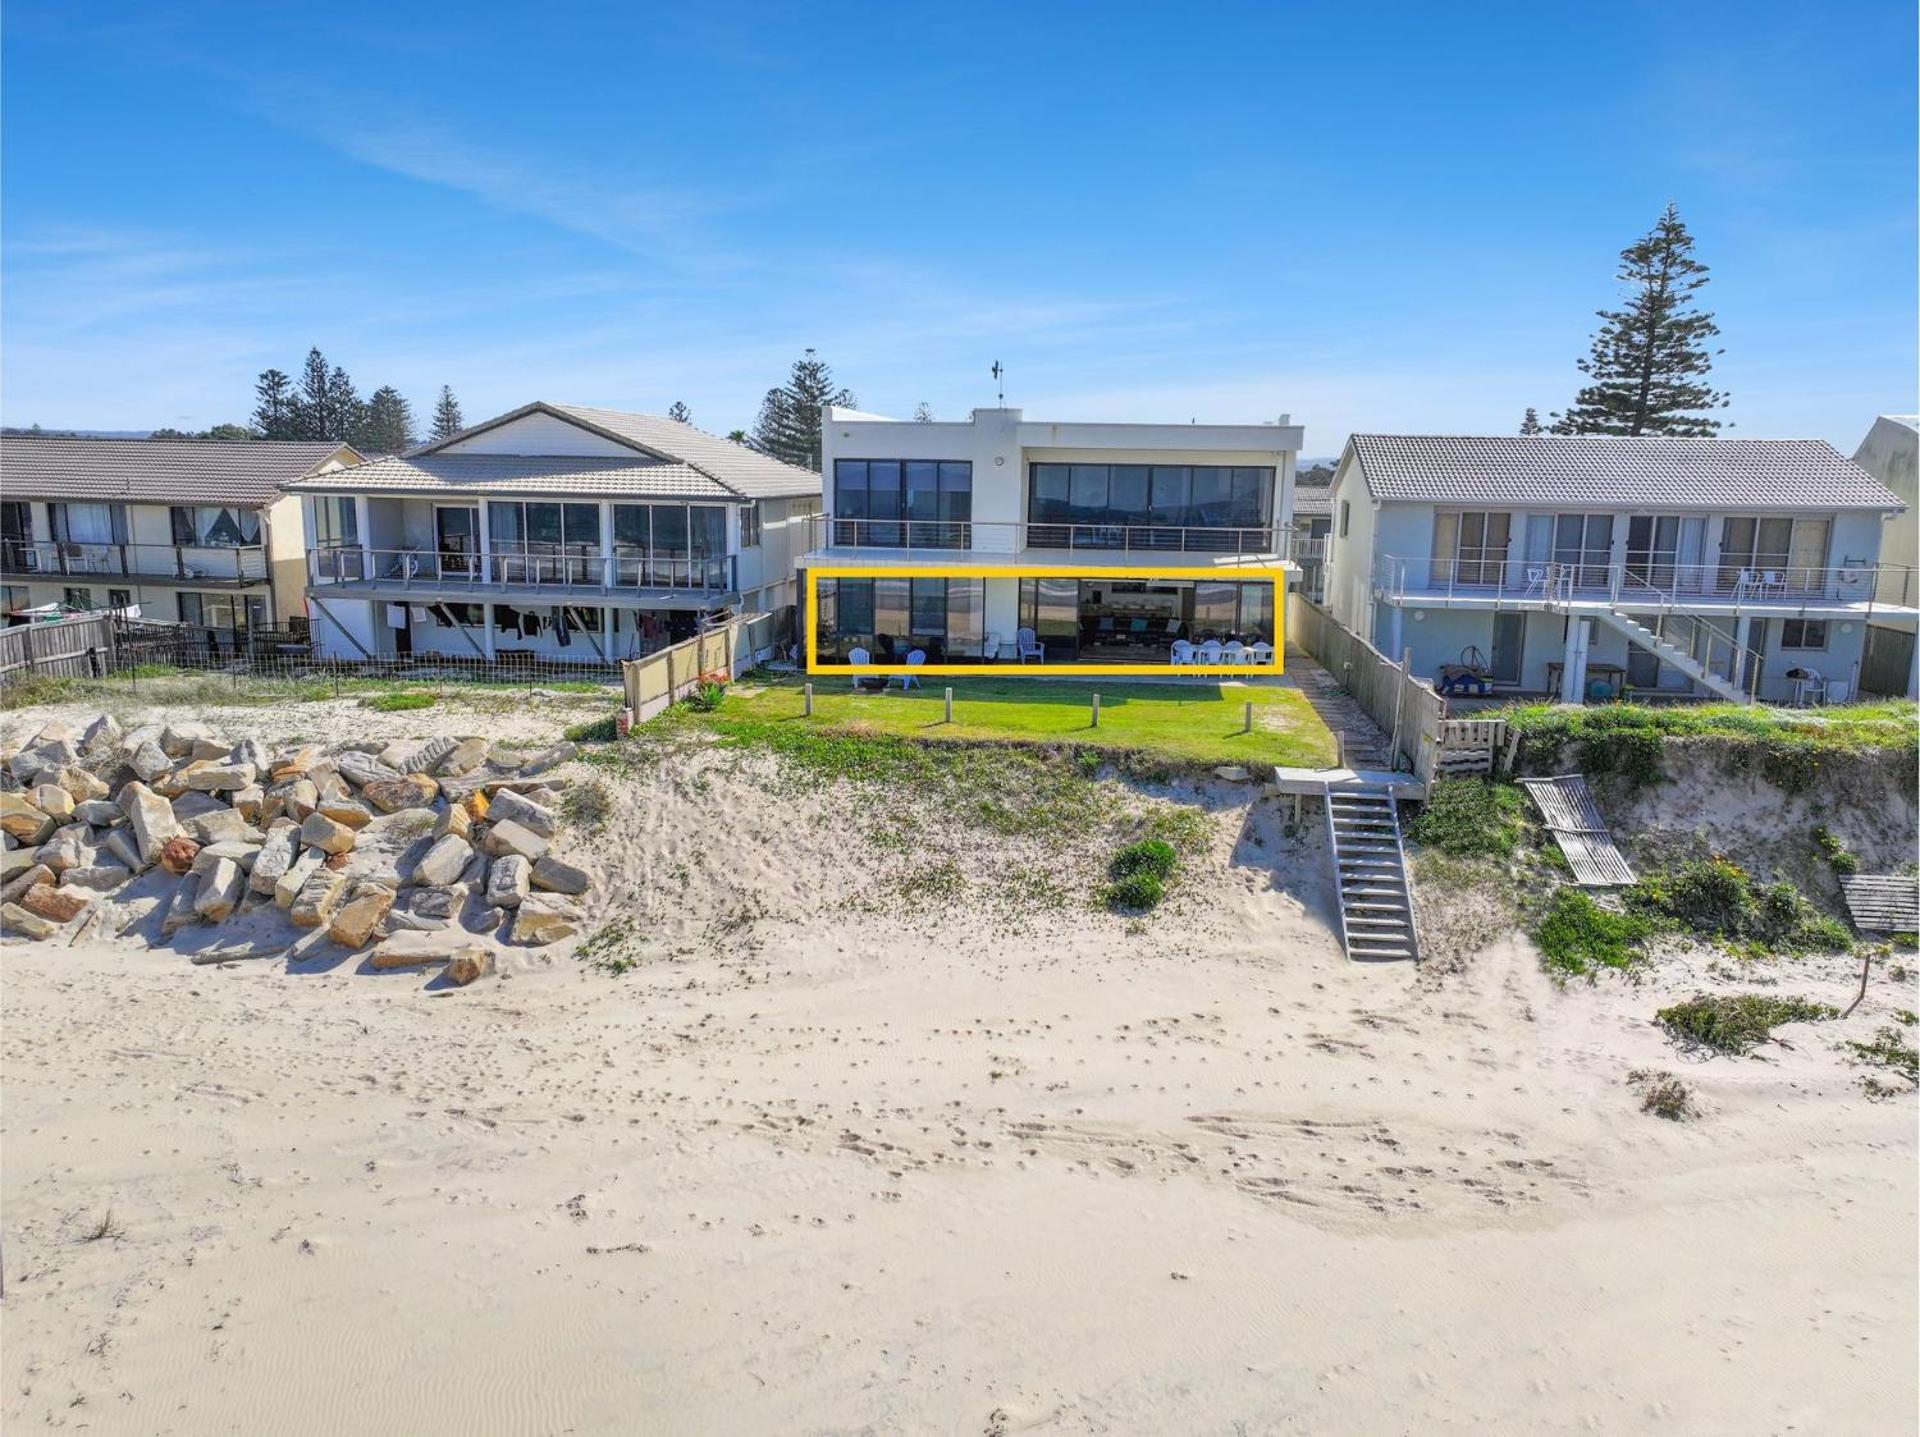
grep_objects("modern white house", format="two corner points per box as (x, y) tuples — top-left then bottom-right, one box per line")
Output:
(1322, 433), (1918, 704)
(1850, 415), (1919, 694)
(0, 434), (360, 631)
(803, 406), (1299, 674)
(287, 402), (821, 664)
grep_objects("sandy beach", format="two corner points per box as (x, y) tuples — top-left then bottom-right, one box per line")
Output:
(2, 700), (1916, 1434)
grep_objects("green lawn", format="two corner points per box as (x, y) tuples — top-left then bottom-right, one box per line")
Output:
(1501, 697), (1918, 751)
(710, 673), (1336, 767)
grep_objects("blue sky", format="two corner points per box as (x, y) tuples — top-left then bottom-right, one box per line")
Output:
(3, 1), (1913, 452)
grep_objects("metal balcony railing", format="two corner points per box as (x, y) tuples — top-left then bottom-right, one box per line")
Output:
(1, 539), (269, 583)
(806, 515), (1287, 560)
(1381, 554), (1917, 609)
(309, 545), (737, 594)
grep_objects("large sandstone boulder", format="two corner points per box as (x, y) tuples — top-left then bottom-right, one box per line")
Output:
(437, 738), (491, 777)
(231, 785), (265, 822)
(20, 883), (91, 924)
(315, 798), (374, 830)
(511, 896), (579, 945)
(119, 781), (181, 864)
(487, 789), (556, 838)
(194, 858), (246, 921)
(158, 722), (218, 758)
(433, 803), (472, 841)
(102, 828), (144, 873)
(2, 900), (59, 940)
(530, 854), (591, 895)
(274, 848), (325, 908)
(414, 833), (472, 888)
(299, 812), (357, 855)
(191, 840), (261, 874)
(127, 739), (173, 783)
(289, 869), (349, 928)
(446, 945), (494, 985)
(368, 931), (450, 968)
(334, 750), (400, 790)
(0, 792), (55, 845)
(72, 799), (123, 828)
(270, 745), (322, 781)
(517, 741), (578, 778)
(249, 825), (302, 895)
(61, 864), (133, 893)
(485, 854), (531, 908)
(55, 767), (110, 802)
(29, 784), (76, 821)
(79, 714), (121, 752)
(185, 809), (262, 846)
(481, 820), (549, 863)
(400, 736), (458, 775)
(363, 774), (438, 813)
(159, 878), (202, 935)
(184, 763), (257, 793)
(158, 835), (201, 875)
(329, 886), (394, 948)
(0, 862), (54, 906)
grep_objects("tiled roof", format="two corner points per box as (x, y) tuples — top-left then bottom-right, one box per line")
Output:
(410, 401), (823, 500)
(548, 404), (822, 499)
(1349, 434), (1903, 511)
(0, 435), (355, 507)
(283, 452), (736, 501)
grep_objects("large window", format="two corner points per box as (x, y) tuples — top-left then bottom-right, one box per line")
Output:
(180, 591), (266, 632)
(489, 500), (603, 583)
(1719, 516), (1830, 593)
(1552, 513), (1613, 590)
(1430, 511), (1511, 587)
(49, 502), (128, 546)
(610, 503), (730, 589)
(814, 576), (984, 659)
(1027, 464), (1271, 552)
(834, 460), (971, 547)
(311, 497), (357, 547)
(1017, 577), (1277, 662)
(171, 505), (261, 547)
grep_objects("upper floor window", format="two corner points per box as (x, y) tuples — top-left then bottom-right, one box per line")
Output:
(1720, 515), (1829, 592)
(740, 502), (762, 549)
(1430, 510), (1511, 586)
(1550, 513), (1613, 588)
(172, 505), (261, 547)
(1027, 464), (1270, 551)
(833, 460), (970, 547)
(312, 497), (358, 547)
(489, 501), (601, 554)
(50, 502), (128, 546)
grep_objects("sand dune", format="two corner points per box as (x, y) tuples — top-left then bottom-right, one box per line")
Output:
(2, 703), (1915, 1434)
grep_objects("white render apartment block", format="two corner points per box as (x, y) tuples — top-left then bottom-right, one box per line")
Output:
(286, 402), (821, 665)
(804, 406), (1301, 672)
(1322, 432), (1918, 704)
(0, 434), (360, 632)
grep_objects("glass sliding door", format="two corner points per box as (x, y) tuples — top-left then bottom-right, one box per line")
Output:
(1018, 577), (1080, 659)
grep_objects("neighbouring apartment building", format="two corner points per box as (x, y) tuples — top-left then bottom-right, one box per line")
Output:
(288, 402), (820, 664)
(0, 434), (360, 631)
(804, 406), (1299, 673)
(1323, 432), (1918, 704)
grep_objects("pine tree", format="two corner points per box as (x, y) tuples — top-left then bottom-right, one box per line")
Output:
(431, 386), (465, 441)
(361, 387), (416, 454)
(325, 366), (366, 446)
(667, 400), (692, 423)
(252, 369), (295, 438)
(751, 348), (856, 470)
(911, 401), (934, 423)
(1519, 407), (1543, 436)
(290, 348), (333, 441)
(1552, 204), (1730, 437)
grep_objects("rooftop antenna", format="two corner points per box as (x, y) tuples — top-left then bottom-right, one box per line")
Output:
(991, 360), (1005, 407)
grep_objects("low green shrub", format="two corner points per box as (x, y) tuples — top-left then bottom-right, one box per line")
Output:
(1110, 838), (1177, 882)
(1842, 1026), (1919, 1089)
(1811, 825), (1860, 875)
(1407, 779), (1530, 857)
(365, 692), (435, 712)
(1532, 889), (1654, 977)
(560, 776), (615, 831)
(1105, 871), (1166, 911)
(1627, 1068), (1698, 1120)
(1655, 993), (1837, 1053)
(684, 677), (727, 713)
(1629, 859), (1851, 954)
(564, 714), (620, 743)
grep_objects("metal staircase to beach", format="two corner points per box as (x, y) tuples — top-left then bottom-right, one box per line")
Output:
(1594, 610), (1750, 704)
(1324, 783), (1421, 961)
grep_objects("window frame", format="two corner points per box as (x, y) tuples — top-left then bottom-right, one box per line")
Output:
(1780, 618), (1829, 650)
(833, 459), (971, 547)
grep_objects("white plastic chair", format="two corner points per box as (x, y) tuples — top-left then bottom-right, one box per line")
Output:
(1224, 639), (1248, 664)
(1169, 639), (1194, 666)
(1016, 627), (1045, 663)
(1522, 565), (1548, 599)
(847, 645), (871, 689)
(1249, 641), (1275, 666)
(1196, 640), (1224, 665)
(893, 649), (926, 690)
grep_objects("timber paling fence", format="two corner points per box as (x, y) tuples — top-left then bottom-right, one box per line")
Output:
(621, 612), (789, 720)
(1285, 593), (1457, 778)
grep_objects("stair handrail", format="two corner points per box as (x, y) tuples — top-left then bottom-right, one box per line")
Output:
(1611, 572), (1763, 702)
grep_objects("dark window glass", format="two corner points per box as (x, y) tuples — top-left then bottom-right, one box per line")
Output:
(1069, 465), (1110, 524)
(170, 507), (194, 545)
(653, 506), (688, 555)
(839, 579), (874, 637)
(1189, 468), (1231, 524)
(613, 505), (648, 547)
(1150, 467), (1191, 528)
(1110, 465), (1150, 523)
(938, 463), (972, 523)
(690, 506), (727, 558)
(835, 460), (869, 519)
(525, 503), (563, 546)
(946, 578), (983, 657)
(866, 463), (902, 520)
(1031, 464), (1071, 523)
(489, 502), (524, 544)
(910, 578), (946, 636)
(563, 503), (600, 547)
(906, 462), (940, 523)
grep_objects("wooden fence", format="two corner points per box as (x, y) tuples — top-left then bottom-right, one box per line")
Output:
(621, 612), (787, 721)
(1286, 593), (1446, 773)
(0, 614), (117, 685)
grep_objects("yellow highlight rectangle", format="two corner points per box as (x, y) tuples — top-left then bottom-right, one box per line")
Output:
(804, 563), (1286, 676)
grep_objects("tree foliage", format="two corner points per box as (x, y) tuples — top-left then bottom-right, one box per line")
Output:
(431, 385), (465, 441)
(667, 400), (692, 423)
(253, 369), (295, 438)
(1519, 407), (1543, 435)
(1553, 205), (1730, 437)
(361, 386), (416, 454)
(911, 401), (934, 423)
(751, 348), (855, 470)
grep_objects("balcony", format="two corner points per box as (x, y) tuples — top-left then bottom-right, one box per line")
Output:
(0, 539), (268, 585)
(308, 545), (738, 600)
(804, 515), (1286, 562)
(1380, 554), (1920, 613)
